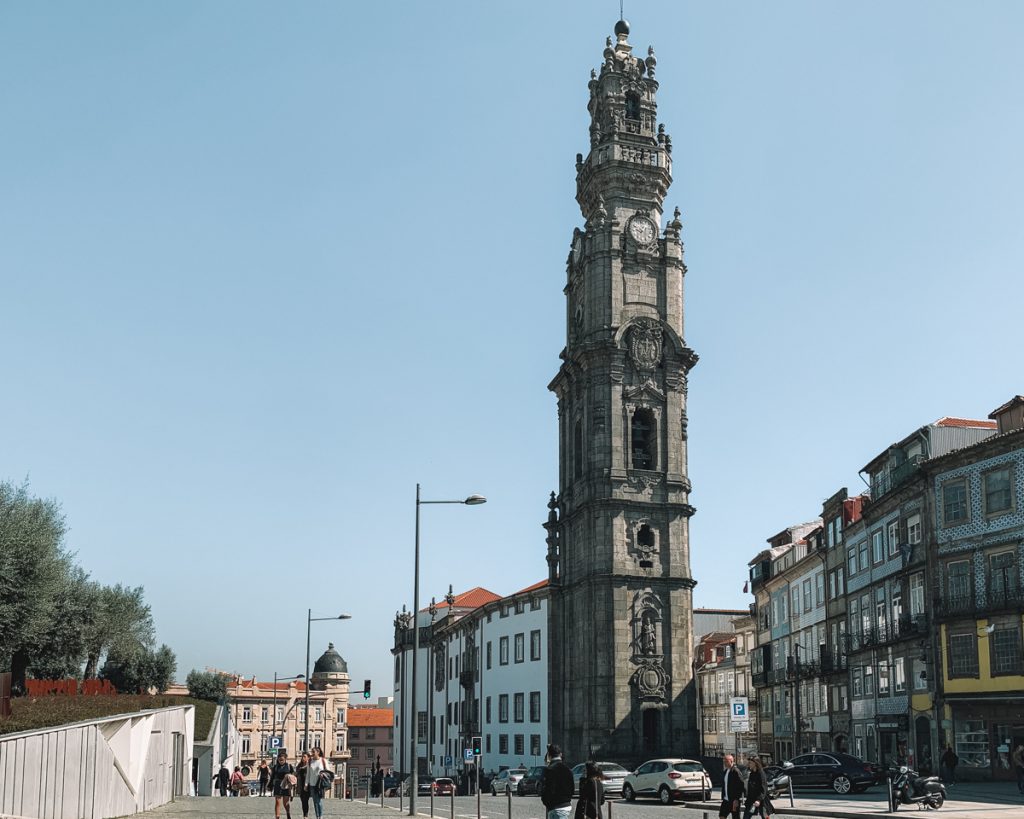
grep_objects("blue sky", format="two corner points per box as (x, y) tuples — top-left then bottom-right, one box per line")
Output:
(2, 1), (1022, 694)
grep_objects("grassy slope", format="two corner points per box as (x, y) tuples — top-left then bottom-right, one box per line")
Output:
(1, 695), (217, 738)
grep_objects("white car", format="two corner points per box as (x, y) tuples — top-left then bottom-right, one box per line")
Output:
(490, 768), (527, 795)
(570, 762), (630, 796)
(622, 758), (712, 804)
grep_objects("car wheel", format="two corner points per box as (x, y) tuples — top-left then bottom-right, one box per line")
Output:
(926, 794), (944, 810)
(623, 784), (635, 802)
(658, 786), (673, 805)
(832, 775), (852, 794)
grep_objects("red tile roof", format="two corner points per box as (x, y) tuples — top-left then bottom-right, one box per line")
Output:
(348, 708), (393, 727)
(429, 587), (501, 611)
(934, 417), (997, 429)
(514, 579), (549, 595)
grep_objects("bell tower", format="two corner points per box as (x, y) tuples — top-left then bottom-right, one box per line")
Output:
(545, 18), (699, 763)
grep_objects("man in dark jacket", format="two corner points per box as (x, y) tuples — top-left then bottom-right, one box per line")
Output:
(214, 764), (230, 797)
(718, 754), (745, 819)
(540, 744), (574, 819)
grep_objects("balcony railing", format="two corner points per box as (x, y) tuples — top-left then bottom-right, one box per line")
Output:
(935, 591), (975, 619)
(820, 649), (848, 675)
(845, 614), (928, 652)
(870, 455), (924, 501)
(751, 671), (768, 688)
(985, 584), (1024, 611)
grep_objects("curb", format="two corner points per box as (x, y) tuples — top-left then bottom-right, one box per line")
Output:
(679, 802), (888, 819)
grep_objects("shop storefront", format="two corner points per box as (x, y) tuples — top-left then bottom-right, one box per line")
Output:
(949, 699), (1024, 781)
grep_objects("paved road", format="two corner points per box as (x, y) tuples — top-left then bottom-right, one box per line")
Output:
(150, 785), (1024, 819)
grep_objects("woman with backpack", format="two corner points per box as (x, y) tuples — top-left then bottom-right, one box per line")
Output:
(575, 762), (605, 819)
(270, 750), (296, 819)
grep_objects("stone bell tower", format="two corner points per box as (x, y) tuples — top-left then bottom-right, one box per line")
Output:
(545, 18), (699, 764)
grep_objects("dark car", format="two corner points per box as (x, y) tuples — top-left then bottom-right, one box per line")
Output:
(782, 753), (877, 794)
(517, 766), (547, 796)
(417, 777), (435, 796)
(433, 778), (455, 796)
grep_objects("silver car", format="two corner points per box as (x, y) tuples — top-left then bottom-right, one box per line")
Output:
(571, 762), (630, 797)
(490, 768), (527, 796)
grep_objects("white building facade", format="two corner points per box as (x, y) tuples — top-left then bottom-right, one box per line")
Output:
(392, 582), (550, 780)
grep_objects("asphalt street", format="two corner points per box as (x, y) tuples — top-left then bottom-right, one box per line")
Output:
(149, 786), (1024, 819)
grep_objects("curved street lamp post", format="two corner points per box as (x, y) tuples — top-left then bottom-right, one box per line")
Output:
(305, 611), (351, 754)
(409, 485), (485, 816)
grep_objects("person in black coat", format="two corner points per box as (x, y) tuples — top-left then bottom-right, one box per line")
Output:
(578, 762), (605, 819)
(214, 765), (230, 797)
(742, 756), (768, 819)
(540, 744), (574, 819)
(718, 755), (745, 819)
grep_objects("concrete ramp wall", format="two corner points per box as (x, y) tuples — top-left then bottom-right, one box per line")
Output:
(0, 704), (194, 819)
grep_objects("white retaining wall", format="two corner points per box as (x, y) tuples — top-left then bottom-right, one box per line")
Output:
(0, 704), (194, 819)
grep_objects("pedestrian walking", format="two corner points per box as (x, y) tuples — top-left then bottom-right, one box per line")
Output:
(270, 750), (296, 819)
(230, 766), (245, 796)
(1012, 742), (1024, 795)
(307, 748), (326, 819)
(540, 744), (574, 819)
(718, 754), (745, 819)
(575, 762), (605, 819)
(296, 753), (311, 818)
(259, 760), (271, 797)
(940, 745), (958, 787)
(214, 764), (230, 797)
(742, 756), (769, 819)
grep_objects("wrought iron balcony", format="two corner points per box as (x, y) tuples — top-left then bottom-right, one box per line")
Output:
(986, 584), (1024, 612)
(752, 671), (768, 688)
(934, 591), (975, 619)
(869, 454), (924, 501)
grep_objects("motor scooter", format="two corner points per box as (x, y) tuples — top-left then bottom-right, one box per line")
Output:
(889, 765), (945, 810)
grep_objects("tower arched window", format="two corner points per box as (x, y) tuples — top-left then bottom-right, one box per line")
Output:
(625, 92), (641, 121)
(574, 419), (585, 479)
(631, 408), (656, 470)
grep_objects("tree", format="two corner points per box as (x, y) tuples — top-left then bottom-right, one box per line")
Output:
(0, 481), (71, 689)
(30, 567), (98, 679)
(100, 644), (177, 693)
(186, 669), (228, 702)
(82, 584), (155, 679)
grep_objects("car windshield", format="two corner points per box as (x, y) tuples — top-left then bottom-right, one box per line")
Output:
(673, 763), (704, 773)
(529, 767), (545, 776)
(436, 779), (453, 785)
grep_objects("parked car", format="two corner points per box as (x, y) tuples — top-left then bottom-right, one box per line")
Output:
(780, 753), (877, 794)
(516, 766), (547, 796)
(491, 768), (527, 795)
(622, 759), (712, 804)
(432, 778), (455, 796)
(570, 762), (630, 796)
(417, 778), (435, 796)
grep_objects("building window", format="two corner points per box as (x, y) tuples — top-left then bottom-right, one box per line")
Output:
(530, 597), (541, 611)
(847, 547), (857, 576)
(366, 727), (376, 740)
(498, 695), (509, 723)
(486, 697), (491, 723)
(242, 706), (252, 724)
(859, 541), (869, 572)
(852, 668), (862, 697)
(365, 748), (374, 760)
(864, 665), (874, 696)
(499, 637), (509, 665)
(878, 663), (890, 696)
(574, 419), (584, 479)
(631, 408), (656, 470)
(486, 735), (491, 753)
(625, 92), (641, 120)
(803, 579), (812, 612)
(486, 641), (492, 669)
(887, 520), (899, 557)
(241, 734), (251, 754)
(261, 706), (269, 724)
(417, 711), (427, 742)
(943, 479), (969, 525)
(947, 560), (971, 603)
(815, 573), (824, 606)
(529, 691), (541, 722)
(530, 734), (541, 756)
(907, 514), (921, 545)
(948, 630), (979, 678)
(499, 734), (508, 754)
(983, 467), (1013, 515)
(513, 693), (524, 722)
(989, 551), (1019, 603)
(350, 728), (359, 739)
(872, 530), (884, 564)
(791, 586), (800, 620)
(955, 719), (988, 770)
(989, 621), (1023, 676)
(337, 709), (345, 725)
(910, 573), (925, 617)
(514, 633), (525, 663)
(314, 706), (322, 723)
(514, 734), (525, 756)
(530, 630), (542, 661)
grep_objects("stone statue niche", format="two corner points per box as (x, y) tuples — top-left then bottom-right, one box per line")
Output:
(630, 590), (664, 659)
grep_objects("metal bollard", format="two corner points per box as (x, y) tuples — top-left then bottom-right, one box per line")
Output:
(365, 782), (369, 805)
(451, 788), (455, 819)
(507, 786), (512, 819)
(788, 775), (795, 808)
(430, 787), (434, 817)
(400, 783), (403, 813)
(381, 785), (385, 809)
(886, 776), (895, 812)
(607, 799), (612, 819)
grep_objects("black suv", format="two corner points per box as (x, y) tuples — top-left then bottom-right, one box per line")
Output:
(780, 753), (877, 794)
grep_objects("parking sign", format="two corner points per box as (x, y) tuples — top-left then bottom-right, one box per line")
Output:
(729, 697), (749, 732)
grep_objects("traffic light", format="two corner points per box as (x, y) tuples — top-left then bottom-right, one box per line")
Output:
(363, 679), (371, 699)
(472, 736), (482, 756)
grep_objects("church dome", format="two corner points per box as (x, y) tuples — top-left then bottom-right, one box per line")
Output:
(313, 643), (348, 674)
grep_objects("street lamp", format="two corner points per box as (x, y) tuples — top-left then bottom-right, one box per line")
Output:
(272, 673), (304, 757)
(305, 610), (351, 754)
(409, 485), (486, 816)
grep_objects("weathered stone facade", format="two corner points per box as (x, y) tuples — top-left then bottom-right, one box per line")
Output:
(545, 19), (699, 764)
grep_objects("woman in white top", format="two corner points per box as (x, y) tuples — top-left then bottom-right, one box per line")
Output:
(306, 748), (326, 819)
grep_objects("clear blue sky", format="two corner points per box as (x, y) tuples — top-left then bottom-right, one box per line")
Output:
(3, 2), (1022, 694)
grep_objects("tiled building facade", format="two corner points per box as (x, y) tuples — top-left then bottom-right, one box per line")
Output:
(748, 397), (1024, 780)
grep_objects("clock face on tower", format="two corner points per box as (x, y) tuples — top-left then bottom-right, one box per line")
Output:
(629, 216), (656, 245)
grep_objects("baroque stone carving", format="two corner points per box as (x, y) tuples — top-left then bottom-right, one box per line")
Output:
(628, 318), (663, 371)
(630, 659), (669, 707)
(434, 646), (445, 691)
